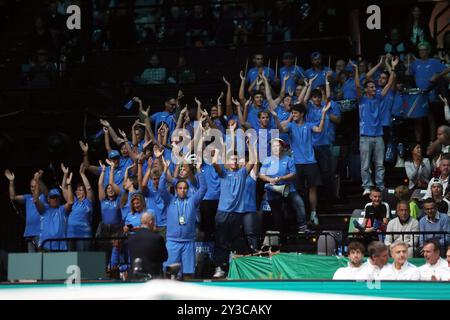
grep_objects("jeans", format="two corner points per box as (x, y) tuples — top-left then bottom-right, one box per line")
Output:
(359, 136), (385, 189)
(268, 192), (306, 231)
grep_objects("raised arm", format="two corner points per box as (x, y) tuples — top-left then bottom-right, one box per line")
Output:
(79, 163), (95, 202)
(141, 157), (153, 190)
(233, 98), (251, 130)
(325, 71), (332, 99)
(381, 57), (398, 97)
(98, 161), (107, 201)
(4, 170), (24, 203)
(32, 172), (45, 214)
(302, 74), (318, 106)
(64, 172), (74, 213)
(223, 76), (233, 117)
(270, 109), (289, 133)
(103, 126), (112, 152)
(217, 91), (224, 117)
(60, 163), (69, 202)
(106, 159), (123, 195)
(238, 71), (248, 105)
(245, 141), (256, 173)
(263, 73), (280, 110)
(100, 119), (122, 146)
(366, 56), (384, 80)
(312, 101), (331, 133)
(349, 60), (362, 99)
(79, 141), (99, 176)
(192, 161), (207, 205)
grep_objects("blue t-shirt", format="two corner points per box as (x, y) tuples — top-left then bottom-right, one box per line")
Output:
(279, 66), (305, 92)
(217, 167), (248, 213)
(100, 197), (122, 225)
(260, 154), (297, 199)
(99, 165), (126, 189)
(246, 67), (275, 85)
(144, 182), (168, 228)
(162, 173), (206, 242)
(40, 204), (69, 251)
(243, 173), (257, 213)
(305, 67), (335, 89)
(124, 210), (144, 228)
(306, 101), (331, 146)
(201, 163), (221, 201)
(342, 78), (357, 100)
(23, 194), (46, 237)
(275, 105), (291, 143)
(247, 100), (270, 130)
(378, 88), (394, 126)
(150, 111), (177, 137)
(391, 92), (405, 118)
(409, 58), (446, 91)
(67, 198), (93, 238)
(286, 121), (316, 164)
(358, 93), (383, 137)
(327, 100), (341, 143)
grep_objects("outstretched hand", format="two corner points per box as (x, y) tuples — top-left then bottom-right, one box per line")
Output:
(79, 141), (88, 153)
(4, 169), (15, 181)
(61, 163), (69, 174)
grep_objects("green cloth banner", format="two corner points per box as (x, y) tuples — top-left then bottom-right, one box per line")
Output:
(228, 253), (425, 280)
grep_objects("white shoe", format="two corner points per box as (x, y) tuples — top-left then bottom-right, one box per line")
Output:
(213, 267), (225, 278)
(362, 189), (371, 196)
(310, 212), (319, 225)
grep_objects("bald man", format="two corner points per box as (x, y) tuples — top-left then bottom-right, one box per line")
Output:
(128, 212), (168, 278)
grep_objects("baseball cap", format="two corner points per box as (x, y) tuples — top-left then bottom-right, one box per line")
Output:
(48, 188), (61, 198)
(311, 51), (321, 59)
(417, 41), (430, 50)
(430, 178), (443, 188)
(108, 150), (120, 159)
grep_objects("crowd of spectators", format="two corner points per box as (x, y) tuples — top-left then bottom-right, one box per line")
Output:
(2, 2), (450, 281)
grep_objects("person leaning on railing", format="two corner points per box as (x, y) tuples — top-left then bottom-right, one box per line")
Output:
(418, 198), (449, 248)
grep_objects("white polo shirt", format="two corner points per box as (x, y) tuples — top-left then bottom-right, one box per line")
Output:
(379, 261), (420, 281)
(354, 260), (389, 281)
(418, 258), (450, 281)
(332, 263), (365, 280)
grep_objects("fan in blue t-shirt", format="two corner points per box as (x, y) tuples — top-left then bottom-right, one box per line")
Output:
(350, 57), (398, 195)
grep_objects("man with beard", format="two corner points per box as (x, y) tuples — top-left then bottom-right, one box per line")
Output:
(333, 241), (366, 280)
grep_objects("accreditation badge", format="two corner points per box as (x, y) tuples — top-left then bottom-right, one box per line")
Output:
(179, 216), (186, 225)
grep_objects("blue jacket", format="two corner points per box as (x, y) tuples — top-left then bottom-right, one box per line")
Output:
(161, 172), (206, 242)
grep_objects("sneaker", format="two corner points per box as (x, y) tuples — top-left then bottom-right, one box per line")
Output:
(213, 267), (225, 279)
(362, 189), (371, 196)
(310, 212), (319, 225)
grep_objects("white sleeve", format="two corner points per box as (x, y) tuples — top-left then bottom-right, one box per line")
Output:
(445, 105), (450, 124)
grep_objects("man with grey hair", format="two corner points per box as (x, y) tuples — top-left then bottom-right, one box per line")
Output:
(384, 201), (419, 257)
(379, 240), (420, 280)
(128, 212), (168, 278)
(355, 241), (390, 280)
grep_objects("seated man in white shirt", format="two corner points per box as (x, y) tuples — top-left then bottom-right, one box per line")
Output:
(333, 241), (365, 280)
(384, 201), (419, 257)
(355, 241), (390, 281)
(418, 239), (450, 281)
(379, 240), (420, 280)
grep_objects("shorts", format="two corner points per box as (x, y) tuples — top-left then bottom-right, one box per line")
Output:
(295, 163), (322, 190)
(165, 240), (196, 274)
